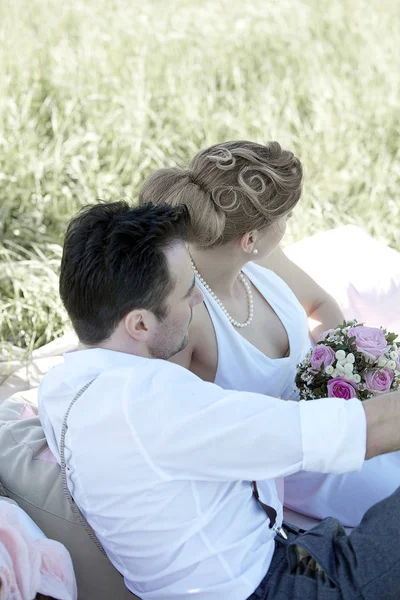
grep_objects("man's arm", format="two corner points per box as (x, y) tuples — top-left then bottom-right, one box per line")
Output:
(131, 365), (366, 481)
(129, 362), (400, 482)
(258, 247), (344, 341)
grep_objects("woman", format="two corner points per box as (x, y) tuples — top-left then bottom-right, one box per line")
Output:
(139, 140), (399, 526)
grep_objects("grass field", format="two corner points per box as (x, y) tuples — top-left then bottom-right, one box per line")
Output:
(0, 0), (399, 353)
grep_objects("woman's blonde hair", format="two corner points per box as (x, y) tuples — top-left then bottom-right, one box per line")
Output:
(138, 140), (303, 249)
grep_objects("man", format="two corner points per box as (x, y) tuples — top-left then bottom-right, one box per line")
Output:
(39, 201), (400, 600)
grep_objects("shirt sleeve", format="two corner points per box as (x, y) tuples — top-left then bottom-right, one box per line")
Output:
(123, 365), (367, 482)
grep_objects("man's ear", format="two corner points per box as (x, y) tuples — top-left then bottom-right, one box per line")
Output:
(124, 309), (152, 342)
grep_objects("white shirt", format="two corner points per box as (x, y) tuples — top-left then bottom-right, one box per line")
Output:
(38, 349), (366, 600)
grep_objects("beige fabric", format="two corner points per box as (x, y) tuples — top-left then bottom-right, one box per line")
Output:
(0, 393), (137, 600)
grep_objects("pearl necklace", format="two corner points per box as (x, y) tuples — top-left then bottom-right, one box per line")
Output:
(191, 261), (254, 328)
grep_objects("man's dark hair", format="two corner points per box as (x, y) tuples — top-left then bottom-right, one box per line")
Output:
(59, 201), (191, 344)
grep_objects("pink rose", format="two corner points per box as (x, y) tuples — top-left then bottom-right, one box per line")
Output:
(310, 345), (336, 372)
(327, 377), (358, 400)
(365, 368), (394, 394)
(347, 326), (389, 361)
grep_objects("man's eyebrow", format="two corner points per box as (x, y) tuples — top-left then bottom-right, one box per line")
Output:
(185, 277), (196, 298)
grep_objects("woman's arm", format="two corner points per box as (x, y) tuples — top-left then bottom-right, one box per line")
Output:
(257, 246), (344, 342)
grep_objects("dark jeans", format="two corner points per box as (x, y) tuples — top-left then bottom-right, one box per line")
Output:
(248, 486), (400, 600)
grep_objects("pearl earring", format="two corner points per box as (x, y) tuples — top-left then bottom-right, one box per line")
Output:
(252, 248), (259, 255)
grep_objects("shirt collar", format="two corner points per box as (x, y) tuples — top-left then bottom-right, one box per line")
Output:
(63, 348), (148, 372)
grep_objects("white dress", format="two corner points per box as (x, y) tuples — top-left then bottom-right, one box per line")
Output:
(196, 261), (400, 527)
(209, 263), (311, 399)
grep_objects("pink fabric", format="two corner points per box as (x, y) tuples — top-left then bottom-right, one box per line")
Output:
(19, 405), (36, 420)
(0, 502), (77, 600)
(284, 226), (400, 332)
(34, 447), (58, 464)
(19, 403), (58, 463)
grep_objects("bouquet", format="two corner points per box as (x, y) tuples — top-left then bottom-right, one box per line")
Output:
(296, 320), (400, 401)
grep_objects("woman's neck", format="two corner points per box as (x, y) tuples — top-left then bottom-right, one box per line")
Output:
(190, 245), (249, 297)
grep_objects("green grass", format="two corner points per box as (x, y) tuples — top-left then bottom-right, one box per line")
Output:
(1, 0), (399, 351)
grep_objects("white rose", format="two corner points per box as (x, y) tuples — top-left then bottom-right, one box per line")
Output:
(335, 350), (346, 360)
(344, 363), (353, 373)
(346, 353), (355, 364)
(386, 360), (397, 370)
(332, 369), (340, 378)
(377, 355), (388, 367)
(353, 374), (361, 383)
(390, 351), (398, 360)
(325, 365), (334, 375)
